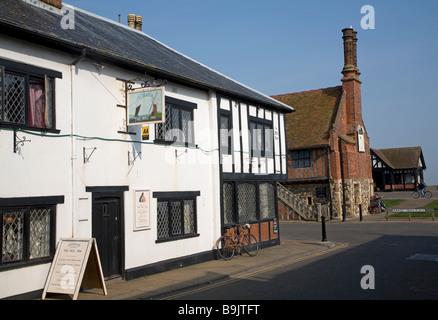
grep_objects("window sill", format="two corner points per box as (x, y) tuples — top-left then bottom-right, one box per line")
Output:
(153, 139), (197, 148)
(0, 123), (61, 134)
(0, 256), (53, 272)
(155, 233), (200, 244)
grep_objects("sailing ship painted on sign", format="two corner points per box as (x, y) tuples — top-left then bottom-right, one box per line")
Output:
(128, 87), (165, 125)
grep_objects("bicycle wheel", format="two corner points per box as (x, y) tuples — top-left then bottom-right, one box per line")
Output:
(242, 234), (259, 257)
(216, 236), (235, 260)
(424, 191), (432, 199)
(412, 191), (420, 199)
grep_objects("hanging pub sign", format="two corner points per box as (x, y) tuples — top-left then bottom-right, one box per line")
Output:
(128, 86), (165, 125)
(357, 125), (365, 153)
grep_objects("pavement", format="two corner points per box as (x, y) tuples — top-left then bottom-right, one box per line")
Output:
(46, 191), (435, 301)
(70, 238), (341, 300)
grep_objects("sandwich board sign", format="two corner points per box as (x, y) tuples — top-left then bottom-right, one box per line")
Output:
(42, 238), (107, 300)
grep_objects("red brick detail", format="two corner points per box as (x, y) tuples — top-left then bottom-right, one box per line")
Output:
(40, 0), (63, 9)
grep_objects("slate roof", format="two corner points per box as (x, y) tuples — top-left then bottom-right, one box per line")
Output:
(0, 0), (292, 112)
(272, 86), (343, 149)
(371, 146), (425, 170)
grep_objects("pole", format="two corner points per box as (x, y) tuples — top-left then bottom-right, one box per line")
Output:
(321, 216), (328, 242)
(359, 203), (363, 221)
(338, 138), (347, 222)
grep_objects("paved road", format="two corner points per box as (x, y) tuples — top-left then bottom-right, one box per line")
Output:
(170, 219), (438, 300)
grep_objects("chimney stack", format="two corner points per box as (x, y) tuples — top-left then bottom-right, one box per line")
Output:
(128, 14), (142, 31)
(341, 27), (363, 134)
(128, 14), (136, 28)
(135, 15), (143, 31)
(40, 0), (63, 9)
(342, 27), (360, 75)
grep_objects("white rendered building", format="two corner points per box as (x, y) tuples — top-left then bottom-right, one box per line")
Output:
(0, 0), (292, 298)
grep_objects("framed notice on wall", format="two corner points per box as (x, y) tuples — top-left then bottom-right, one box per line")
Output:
(128, 86), (165, 125)
(134, 190), (151, 231)
(357, 126), (365, 153)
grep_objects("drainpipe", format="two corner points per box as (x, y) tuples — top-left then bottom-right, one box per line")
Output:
(70, 49), (86, 237)
(69, 64), (76, 237)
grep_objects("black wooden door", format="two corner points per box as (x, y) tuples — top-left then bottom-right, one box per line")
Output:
(92, 197), (122, 279)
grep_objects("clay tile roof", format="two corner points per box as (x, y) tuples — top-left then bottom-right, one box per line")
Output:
(371, 146), (425, 169)
(272, 86), (343, 149)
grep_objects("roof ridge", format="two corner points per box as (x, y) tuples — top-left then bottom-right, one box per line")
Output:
(372, 146), (422, 151)
(65, 2), (293, 112)
(272, 85), (342, 98)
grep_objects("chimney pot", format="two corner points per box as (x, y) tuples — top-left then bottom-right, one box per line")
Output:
(342, 27), (359, 74)
(128, 14), (136, 28)
(135, 15), (143, 31)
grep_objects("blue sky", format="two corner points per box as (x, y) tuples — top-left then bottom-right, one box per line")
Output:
(66, 0), (438, 185)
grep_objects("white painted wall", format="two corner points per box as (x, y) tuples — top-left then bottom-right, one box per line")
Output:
(0, 27), (287, 297)
(0, 35), (221, 298)
(0, 35), (73, 298)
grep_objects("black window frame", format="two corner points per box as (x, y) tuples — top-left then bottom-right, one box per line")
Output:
(153, 191), (200, 243)
(219, 111), (232, 155)
(0, 58), (62, 133)
(155, 96), (197, 147)
(1, 205), (57, 270)
(249, 117), (273, 158)
(222, 181), (277, 227)
(292, 149), (311, 168)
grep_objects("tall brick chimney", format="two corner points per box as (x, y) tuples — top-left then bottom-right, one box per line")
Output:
(341, 27), (362, 133)
(342, 27), (359, 74)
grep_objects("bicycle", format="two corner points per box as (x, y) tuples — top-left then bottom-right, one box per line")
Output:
(216, 223), (259, 261)
(412, 188), (432, 199)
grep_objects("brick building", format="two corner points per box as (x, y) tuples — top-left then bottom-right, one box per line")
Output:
(273, 28), (373, 220)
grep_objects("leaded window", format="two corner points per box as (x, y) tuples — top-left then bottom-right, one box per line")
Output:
(222, 182), (277, 225)
(1, 206), (55, 266)
(155, 192), (198, 242)
(223, 183), (235, 224)
(0, 65), (56, 130)
(259, 183), (275, 219)
(237, 183), (257, 223)
(155, 97), (195, 146)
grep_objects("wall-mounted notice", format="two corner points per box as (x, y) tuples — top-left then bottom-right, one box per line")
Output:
(134, 190), (151, 231)
(42, 238), (107, 300)
(357, 126), (365, 153)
